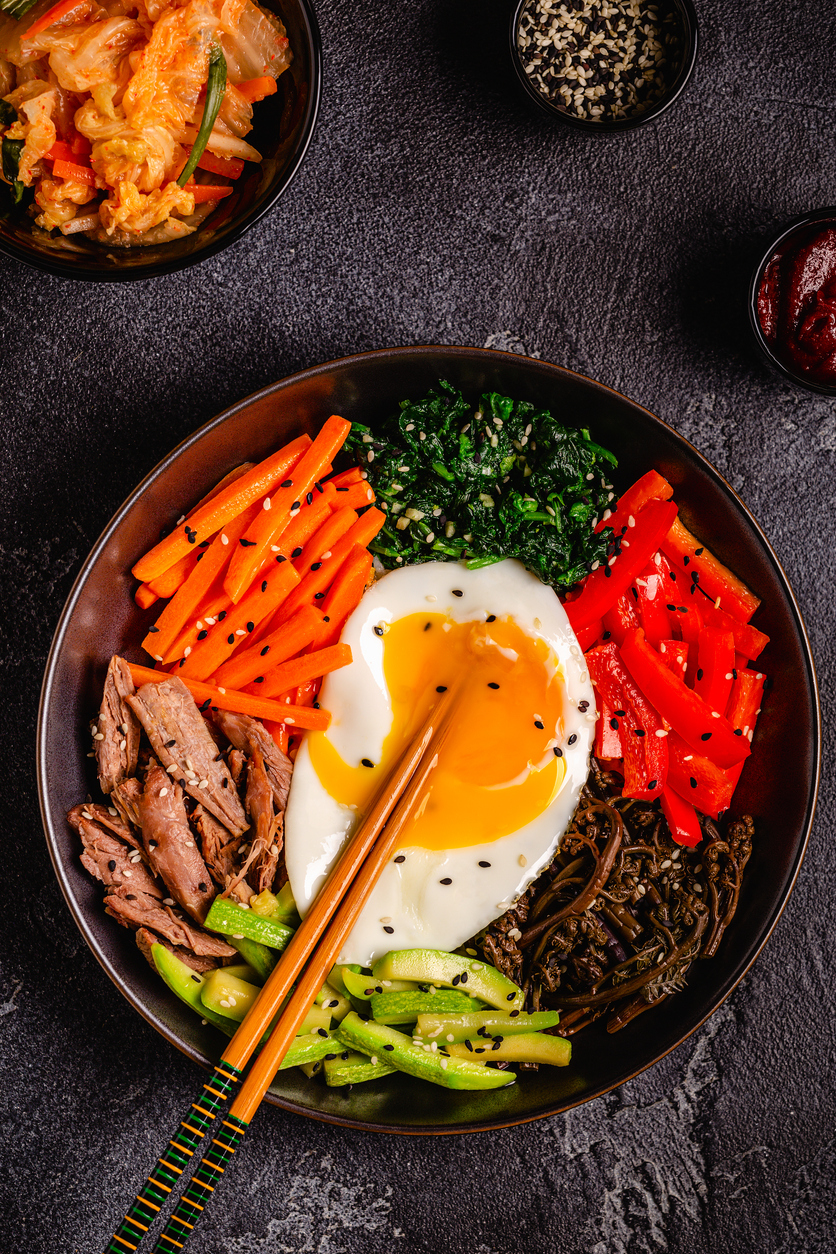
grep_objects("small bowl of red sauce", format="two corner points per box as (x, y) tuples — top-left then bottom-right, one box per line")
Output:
(750, 207), (836, 394)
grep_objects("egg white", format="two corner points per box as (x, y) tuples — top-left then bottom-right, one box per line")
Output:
(283, 558), (596, 966)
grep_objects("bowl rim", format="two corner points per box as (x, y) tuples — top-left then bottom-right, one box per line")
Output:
(748, 205), (836, 395)
(508, 0), (699, 133)
(0, 0), (322, 283)
(37, 344), (822, 1134)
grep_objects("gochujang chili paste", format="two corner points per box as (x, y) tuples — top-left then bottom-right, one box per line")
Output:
(757, 224), (836, 385)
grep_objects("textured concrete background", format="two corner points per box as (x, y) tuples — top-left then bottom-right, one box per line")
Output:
(1, 0), (834, 1249)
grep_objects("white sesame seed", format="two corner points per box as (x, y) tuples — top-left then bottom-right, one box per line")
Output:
(159, 787), (168, 797)
(123, 869), (132, 879)
(93, 732), (105, 741)
(163, 898), (175, 905)
(263, 498), (271, 510)
(221, 534), (229, 545)
(518, 854), (527, 867)
(184, 646), (191, 656)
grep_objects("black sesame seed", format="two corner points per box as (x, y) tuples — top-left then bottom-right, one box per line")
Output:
(108, 860), (117, 871)
(436, 685), (447, 693)
(488, 682), (500, 690)
(125, 893), (136, 900)
(440, 877), (452, 885)
(554, 746), (563, 757)
(254, 676), (264, 683)
(261, 580), (268, 592)
(460, 973), (468, 984)
(696, 668), (704, 681)
(452, 974), (461, 986)
(165, 739), (176, 748)
(149, 840), (158, 849)
(506, 992), (516, 1001)
(604, 566), (611, 578)
(383, 1044), (395, 1051)
(610, 717), (619, 730)
(602, 630), (612, 640)
(361, 758), (374, 768)
(578, 700), (589, 712)
(191, 974), (201, 983)
(198, 882), (207, 892)
(383, 925), (394, 934)
(733, 668), (738, 680)
(218, 610), (227, 620)
(510, 1008), (520, 1017)
(647, 779), (658, 789)
(701, 732), (712, 741)
(373, 626), (384, 636)
(734, 728), (743, 736)
(478, 861), (491, 868)
(246, 622), (254, 633)
(633, 728), (645, 737)
(260, 646), (270, 656)
(197, 630), (208, 640)
(683, 555), (690, 566)
(534, 719), (544, 729)
(311, 562), (322, 571)
(222, 778), (229, 788)
(281, 479), (293, 488)
(314, 592), (325, 600)
(452, 589), (463, 597)
(291, 501), (300, 511)
(291, 547), (303, 558)
(239, 538), (256, 547)
(465, 1039), (473, 1052)
(666, 603), (676, 612)
(227, 634), (235, 644)
(613, 709), (626, 717)
(690, 777), (698, 788)
(306, 492), (313, 505)
(568, 733), (577, 745)
(486, 614), (496, 622)
(695, 547), (704, 556)
(424, 622), (432, 631)
(147, 626), (160, 634)
(394, 854), (406, 863)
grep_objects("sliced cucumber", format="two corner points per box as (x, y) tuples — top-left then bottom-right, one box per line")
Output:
(315, 980), (352, 1023)
(341, 967), (419, 1001)
(323, 1048), (397, 1087)
(205, 896), (294, 951)
(369, 989), (485, 1026)
(151, 944), (241, 1038)
(415, 1010), (561, 1042)
(447, 1032), (571, 1067)
(372, 949), (524, 1011)
(228, 934), (278, 984)
(336, 1012), (514, 1091)
(200, 970), (330, 1035)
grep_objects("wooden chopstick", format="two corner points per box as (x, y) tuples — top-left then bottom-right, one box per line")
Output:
(107, 683), (460, 1254)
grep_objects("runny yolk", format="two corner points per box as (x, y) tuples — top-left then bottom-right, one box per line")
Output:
(306, 612), (567, 850)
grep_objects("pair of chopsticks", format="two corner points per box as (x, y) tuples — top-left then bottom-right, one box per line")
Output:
(106, 683), (460, 1254)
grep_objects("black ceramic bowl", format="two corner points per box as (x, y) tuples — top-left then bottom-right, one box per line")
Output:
(38, 346), (820, 1133)
(509, 0), (698, 133)
(0, 0), (320, 282)
(748, 207), (836, 396)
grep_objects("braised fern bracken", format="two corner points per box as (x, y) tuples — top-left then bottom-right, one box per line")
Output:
(346, 381), (618, 588)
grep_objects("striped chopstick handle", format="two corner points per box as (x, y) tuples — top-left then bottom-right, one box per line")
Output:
(150, 1114), (249, 1252)
(105, 1062), (242, 1254)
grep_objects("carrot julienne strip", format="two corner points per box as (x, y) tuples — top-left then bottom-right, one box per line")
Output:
(178, 559), (300, 680)
(196, 151), (245, 179)
(126, 664), (330, 730)
(162, 590), (231, 666)
(294, 506), (358, 574)
(132, 433), (312, 584)
(236, 76), (278, 103)
(311, 544), (373, 650)
(53, 158), (96, 185)
(252, 644), (352, 700)
(186, 182), (233, 203)
(212, 603), (323, 690)
(135, 584), (159, 610)
(141, 502), (262, 661)
(223, 417), (351, 604)
(268, 508), (385, 631)
(24, 0), (91, 40)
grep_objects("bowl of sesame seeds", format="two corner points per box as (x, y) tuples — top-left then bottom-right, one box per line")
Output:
(511, 0), (698, 131)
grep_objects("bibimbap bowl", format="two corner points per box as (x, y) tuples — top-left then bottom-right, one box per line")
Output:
(37, 345), (820, 1133)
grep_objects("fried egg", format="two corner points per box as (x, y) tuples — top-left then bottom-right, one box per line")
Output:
(283, 558), (596, 966)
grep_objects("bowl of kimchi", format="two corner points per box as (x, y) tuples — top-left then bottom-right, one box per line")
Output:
(0, 0), (320, 280)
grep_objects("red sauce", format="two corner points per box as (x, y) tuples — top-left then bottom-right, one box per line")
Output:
(756, 224), (836, 385)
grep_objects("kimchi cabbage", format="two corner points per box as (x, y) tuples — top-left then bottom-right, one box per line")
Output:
(0, 0), (291, 242)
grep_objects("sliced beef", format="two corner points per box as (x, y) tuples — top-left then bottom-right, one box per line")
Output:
(67, 801), (141, 852)
(127, 674), (248, 837)
(140, 758), (215, 925)
(212, 709), (293, 811)
(74, 815), (163, 898)
(191, 804), (242, 889)
(110, 777), (143, 834)
(227, 749), (248, 793)
(94, 656), (141, 794)
(135, 927), (220, 975)
(104, 887), (236, 959)
(244, 750), (283, 894)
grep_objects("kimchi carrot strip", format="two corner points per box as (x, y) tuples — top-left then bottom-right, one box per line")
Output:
(311, 545), (373, 650)
(223, 417), (351, 604)
(24, 0), (92, 40)
(212, 603), (323, 690)
(253, 644), (352, 700)
(294, 507), (358, 574)
(135, 584), (159, 610)
(268, 508), (385, 630)
(53, 158), (95, 185)
(196, 151), (244, 179)
(126, 663), (330, 730)
(132, 433), (312, 583)
(179, 559), (300, 680)
(186, 182), (233, 203)
(237, 76), (278, 103)
(141, 502), (262, 660)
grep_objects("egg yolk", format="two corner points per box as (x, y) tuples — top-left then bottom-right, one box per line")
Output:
(306, 613), (567, 851)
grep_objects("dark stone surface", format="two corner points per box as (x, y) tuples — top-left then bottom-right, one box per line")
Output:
(0, 0), (833, 1249)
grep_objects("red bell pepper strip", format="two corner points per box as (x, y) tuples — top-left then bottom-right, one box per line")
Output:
(601, 592), (640, 647)
(665, 732), (737, 819)
(694, 626), (735, 714)
(620, 627), (750, 768)
(196, 150), (245, 179)
(595, 469), (673, 534)
(586, 642), (667, 800)
(660, 783), (702, 847)
(44, 140), (78, 164)
(661, 516), (760, 623)
(632, 561), (673, 647)
(658, 638), (689, 677)
(574, 617), (603, 651)
(662, 551), (770, 660)
(725, 668), (766, 742)
(592, 682), (625, 761)
(565, 500), (678, 634)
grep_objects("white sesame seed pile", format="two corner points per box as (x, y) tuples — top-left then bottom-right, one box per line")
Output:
(517, 0), (684, 122)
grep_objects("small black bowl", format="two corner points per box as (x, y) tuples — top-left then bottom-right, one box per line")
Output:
(0, 0), (321, 282)
(509, 0), (698, 133)
(748, 206), (836, 396)
(38, 345), (820, 1135)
